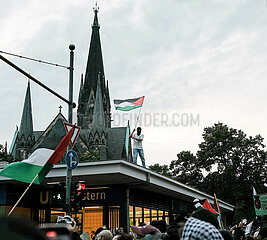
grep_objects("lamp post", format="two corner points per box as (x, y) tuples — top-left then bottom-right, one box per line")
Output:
(0, 47), (77, 216)
(66, 44), (75, 215)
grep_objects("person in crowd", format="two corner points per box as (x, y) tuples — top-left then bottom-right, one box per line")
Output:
(220, 230), (233, 240)
(119, 227), (125, 235)
(97, 230), (113, 240)
(130, 127), (145, 168)
(80, 232), (90, 240)
(230, 218), (246, 240)
(163, 224), (181, 240)
(181, 209), (224, 240)
(57, 215), (82, 240)
(115, 227), (125, 236)
(191, 208), (219, 228)
(139, 222), (146, 227)
(92, 227), (105, 240)
(115, 233), (133, 240)
(91, 231), (96, 240)
(151, 220), (167, 234)
(131, 224), (161, 240)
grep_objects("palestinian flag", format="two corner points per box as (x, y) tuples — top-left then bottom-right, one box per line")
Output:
(193, 198), (219, 215)
(0, 125), (74, 184)
(113, 96), (145, 111)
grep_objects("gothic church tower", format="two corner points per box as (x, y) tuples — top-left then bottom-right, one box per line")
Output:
(77, 5), (111, 130)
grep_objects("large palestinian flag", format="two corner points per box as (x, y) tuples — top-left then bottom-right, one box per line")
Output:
(0, 125), (74, 184)
(193, 198), (219, 215)
(113, 96), (145, 111)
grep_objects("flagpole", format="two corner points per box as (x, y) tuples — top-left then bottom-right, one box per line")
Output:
(214, 193), (224, 229)
(8, 173), (39, 216)
(134, 107), (142, 130)
(134, 96), (145, 130)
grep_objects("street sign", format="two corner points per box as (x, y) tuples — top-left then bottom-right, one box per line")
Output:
(66, 150), (79, 170)
(64, 123), (81, 147)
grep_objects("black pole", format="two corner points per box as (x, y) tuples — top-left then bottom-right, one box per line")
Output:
(0, 54), (76, 108)
(66, 44), (75, 215)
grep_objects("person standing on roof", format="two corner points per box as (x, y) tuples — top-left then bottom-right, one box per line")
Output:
(130, 127), (145, 168)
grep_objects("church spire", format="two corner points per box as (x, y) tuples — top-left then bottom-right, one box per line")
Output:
(89, 72), (107, 160)
(77, 3), (111, 129)
(93, 2), (100, 29)
(19, 81), (33, 140)
(92, 72), (106, 131)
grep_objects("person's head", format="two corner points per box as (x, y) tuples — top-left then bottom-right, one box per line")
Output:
(131, 225), (160, 237)
(119, 227), (124, 234)
(151, 220), (167, 233)
(192, 208), (219, 228)
(220, 230), (233, 240)
(57, 215), (77, 232)
(138, 222), (146, 227)
(163, 224), (182, 240)
(116, 233), (133, 240)
(137, 127), (142, 135)
(98, 230), (113, 240)
(95, 227), (105, 236)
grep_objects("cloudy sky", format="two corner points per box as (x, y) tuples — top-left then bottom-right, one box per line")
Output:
(1, 0), (267, 167)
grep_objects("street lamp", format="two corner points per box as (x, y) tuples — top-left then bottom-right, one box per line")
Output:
(66, 44), (75, 215)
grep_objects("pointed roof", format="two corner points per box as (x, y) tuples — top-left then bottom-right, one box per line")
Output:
(83, 5), (105, 105)
(92, 73), (106, 133)
(19, 81), (33, 139)
(78, 73), (84, 104)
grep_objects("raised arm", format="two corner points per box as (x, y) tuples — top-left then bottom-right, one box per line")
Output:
(129, 129), (135, 138)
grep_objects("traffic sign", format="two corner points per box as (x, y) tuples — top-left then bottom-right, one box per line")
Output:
(66, 150), (79, 170)
(64, 123), (81, 147)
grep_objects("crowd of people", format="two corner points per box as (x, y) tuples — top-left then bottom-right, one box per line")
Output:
(1, 209), (267, 240)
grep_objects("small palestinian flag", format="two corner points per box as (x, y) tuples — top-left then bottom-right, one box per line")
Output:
(113, 96), (145, 111)
(193, 198), (219, 215)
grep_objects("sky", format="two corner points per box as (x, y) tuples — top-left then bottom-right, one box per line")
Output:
(0, 0), (267, 167)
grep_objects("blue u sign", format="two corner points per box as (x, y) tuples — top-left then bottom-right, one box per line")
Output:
(66, 150), (79, 170)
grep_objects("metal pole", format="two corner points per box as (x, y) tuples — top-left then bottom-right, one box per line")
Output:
(8, 173), (39, 216)
(0, 54), (75, 107)
(66, 44), (75, 215)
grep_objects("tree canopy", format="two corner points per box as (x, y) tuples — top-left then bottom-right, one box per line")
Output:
(149, 123), (267, 222)
(0, 144), (14, 162)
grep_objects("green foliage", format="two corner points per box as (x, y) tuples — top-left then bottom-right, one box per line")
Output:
(149, 163), (172, 178)
(195, 123), (267, 222)
(169, 151), (203, 187)
(79, 150), (100, 162)
(145, 123), (267, 223)
(0, 144), (14, 163)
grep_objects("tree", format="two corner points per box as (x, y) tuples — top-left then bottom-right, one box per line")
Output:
(0, 144), (14, 163)
(79, 150), (100, 162)
(171, 123), (267, 222)
(149, 163), (172, 178)
(169, 151), (203, 187)
(196, 123), (267, 221)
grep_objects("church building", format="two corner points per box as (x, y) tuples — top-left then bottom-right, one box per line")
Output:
(9, 5), (132, 163)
